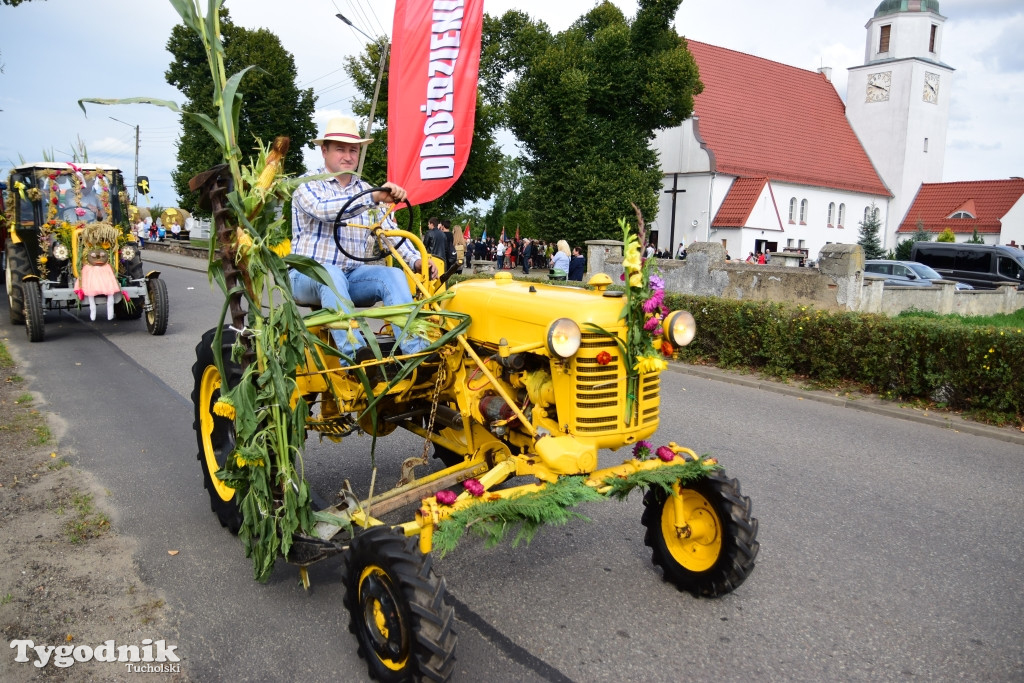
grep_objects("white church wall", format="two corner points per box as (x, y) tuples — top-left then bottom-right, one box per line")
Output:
(1001, 196), (1024, 248)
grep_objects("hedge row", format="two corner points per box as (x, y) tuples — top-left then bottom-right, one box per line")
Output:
(666, 294), (1024, 423)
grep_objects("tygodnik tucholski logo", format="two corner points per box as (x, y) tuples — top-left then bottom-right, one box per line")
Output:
(10, 638), (181, 672)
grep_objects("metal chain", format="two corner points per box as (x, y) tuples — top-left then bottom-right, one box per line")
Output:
(421, 358), (446, 460)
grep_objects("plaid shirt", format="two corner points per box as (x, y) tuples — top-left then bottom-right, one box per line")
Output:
(291, 170), (420, 272)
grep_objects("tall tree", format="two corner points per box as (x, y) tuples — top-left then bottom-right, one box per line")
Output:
(344, 35), (504, 220)
(502, 0), (701, 247)
(857, 203), (885, 259)
(166, 8), (315, 214)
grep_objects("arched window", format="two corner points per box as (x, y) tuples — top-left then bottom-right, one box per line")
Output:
(873, 206), (880, 221)
(838, 203), (846, 228)
(949, 211), (975, 219)
(864, 206), (871, 222)
(828, 202), (835, 227)
(799, 199), (808, 224)
(788, 197), (797, 223)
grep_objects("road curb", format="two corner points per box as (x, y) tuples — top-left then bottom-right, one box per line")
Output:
(668, 363), (1024, 447)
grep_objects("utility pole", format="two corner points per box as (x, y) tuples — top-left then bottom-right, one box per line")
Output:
(110, 116), (139, 204)
(337, 13), (389, 177)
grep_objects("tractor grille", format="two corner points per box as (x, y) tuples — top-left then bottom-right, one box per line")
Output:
(572, 333), (660, 434)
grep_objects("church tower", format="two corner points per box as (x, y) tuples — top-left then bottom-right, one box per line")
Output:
(846, 0), (953, 248)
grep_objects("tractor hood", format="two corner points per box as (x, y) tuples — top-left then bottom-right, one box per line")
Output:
(444, 276), (627, 348)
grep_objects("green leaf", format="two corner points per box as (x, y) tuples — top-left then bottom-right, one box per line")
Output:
(78, 97), (182, 118)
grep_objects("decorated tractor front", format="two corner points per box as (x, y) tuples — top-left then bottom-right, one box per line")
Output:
(4, 163), (168, 341)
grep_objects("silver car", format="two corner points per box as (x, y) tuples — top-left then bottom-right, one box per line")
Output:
(864, 260), (973, 289)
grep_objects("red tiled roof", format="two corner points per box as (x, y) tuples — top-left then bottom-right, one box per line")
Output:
(686, 40), (890, 197)
(897, 179), (1024, 234)
(713, 176), (782, 228)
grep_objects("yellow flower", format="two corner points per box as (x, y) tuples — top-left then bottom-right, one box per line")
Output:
(101, 241), (111, 250)
(622, 243), (642, 272)
(271, 240), (291, 258)
(629, 273), (643, 288)
(235, 453), (246, 468)
(213, 398), (236, 420)
(634, 355), (668, 374)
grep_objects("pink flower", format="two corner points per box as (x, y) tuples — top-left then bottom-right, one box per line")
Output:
(656, 446), (676, 462)
(633, 440), (652, 459)
(75, 208), (86, 217)
(463, 479), (485, 497)
(435, 490), (457, 506)
(644, 315), (662, 332)
(74, 289), (85, 301)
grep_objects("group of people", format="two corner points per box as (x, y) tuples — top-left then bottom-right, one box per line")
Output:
(744, 251), (773, 264)
(463, 236), (585, 280)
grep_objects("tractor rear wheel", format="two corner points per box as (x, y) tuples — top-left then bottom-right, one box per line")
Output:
(6, 239), (28, 325)
(641, 471), (758, 597)
(23, 280), (45, 342)
(343, 526), (457, 682)
(190, 327), (243, 533)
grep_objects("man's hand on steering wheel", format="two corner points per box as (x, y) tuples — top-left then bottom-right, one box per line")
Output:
(372, 182), (407, 205)
(414, 258), (439, 280)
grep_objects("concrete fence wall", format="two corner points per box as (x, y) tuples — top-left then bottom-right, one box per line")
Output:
(585, 240), (1024, 316)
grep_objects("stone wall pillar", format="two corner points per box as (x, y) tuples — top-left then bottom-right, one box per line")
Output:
(584, 240), (623, 279)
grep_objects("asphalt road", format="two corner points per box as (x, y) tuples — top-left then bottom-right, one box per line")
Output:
(3, 250), (1023, 682)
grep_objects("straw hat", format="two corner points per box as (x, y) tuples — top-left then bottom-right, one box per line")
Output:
(312, 116), (373, 146)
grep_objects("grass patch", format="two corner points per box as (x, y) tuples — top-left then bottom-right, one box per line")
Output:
(1, 593), (13, 605)
(47, 457), (70, 471)
(15, 393), (33, 405)
(64, 490), (111, 544)
(895, 308), (1024, 328)
(0, 342), (13, 369)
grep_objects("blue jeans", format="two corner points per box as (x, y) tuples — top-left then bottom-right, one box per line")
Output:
(289, 264), (428, 361)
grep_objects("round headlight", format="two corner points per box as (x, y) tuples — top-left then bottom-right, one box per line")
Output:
(663, 311), (696, 347)
(51, 243), (70, 261)
(120, 245), (137, 261)
(547, 318), (581, 358)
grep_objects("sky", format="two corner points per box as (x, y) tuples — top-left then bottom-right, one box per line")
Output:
(1, 0), (1021, 209)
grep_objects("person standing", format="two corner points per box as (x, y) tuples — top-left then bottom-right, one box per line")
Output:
(549, 239), (570, 279)
(568, 246), (585, 281)
(424, 216), (448, 273)
(441, 219), (458, 273)
(521, 238), (532, 274)
(289, 116), (435, 361)
(676, 242), (687, 260)
(495, 240), (506, 270)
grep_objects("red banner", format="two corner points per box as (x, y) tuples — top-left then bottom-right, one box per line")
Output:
(388, 0), (483, 205)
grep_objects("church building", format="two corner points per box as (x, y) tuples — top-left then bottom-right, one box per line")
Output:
(652, 0), (1024, 259)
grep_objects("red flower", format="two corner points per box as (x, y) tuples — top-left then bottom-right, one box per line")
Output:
(656, 446), (676, 462)
(463, 479), (485, 497)
(660, 341), (674, 357)
(596, 351), (612, 366)
(435, 490), (457, 506)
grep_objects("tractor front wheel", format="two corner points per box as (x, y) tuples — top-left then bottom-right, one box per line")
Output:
(343, 526), (457, 682)
(190, 327), (243, 533)
(641, 471), (759, 597)
(145, 278), (169, 335)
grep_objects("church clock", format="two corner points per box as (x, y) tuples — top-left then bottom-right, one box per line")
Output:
(866, 71), (891, 102)
(923, 72), (940, 103)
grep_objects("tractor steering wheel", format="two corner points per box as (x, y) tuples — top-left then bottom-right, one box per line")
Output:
(332, 187), (411, 263)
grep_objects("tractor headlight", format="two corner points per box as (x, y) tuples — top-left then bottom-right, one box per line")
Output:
(547, 318), (581, 358)
(663, 311), (696, 347)
(51, 243), (70, 261)
(120, 245), (137, 262)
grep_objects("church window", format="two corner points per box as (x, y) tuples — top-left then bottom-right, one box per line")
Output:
(788, 197), (797, 223)
(924, 137), (929, 152)
(879, 25), (891, 53)
(929, 25), (938, 53)
(828, 202), (835, 227)
(838, 203), (846, 228)
(799, 199), (808, 224)
(798, 239), (806, 249)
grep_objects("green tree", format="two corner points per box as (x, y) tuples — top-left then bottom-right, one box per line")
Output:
(966, 228), (985, 244)
(857, 202), (885, 259)
(165, 8), (315, 214)
(502, 0), (701, 247)
(937, 227), (957, 242)
(344, 35), (504, 219)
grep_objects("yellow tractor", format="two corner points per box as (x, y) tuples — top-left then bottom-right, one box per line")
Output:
(190, 181), (758, 683)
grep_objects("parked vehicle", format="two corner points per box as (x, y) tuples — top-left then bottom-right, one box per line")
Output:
(863, 260), (934, 287)
(864, 259), (973, 289)
(5, 162), (169, 341)
(910, 242), (1024, 290)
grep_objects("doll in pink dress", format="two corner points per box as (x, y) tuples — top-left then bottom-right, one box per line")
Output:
(76, 248), (121, 320)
